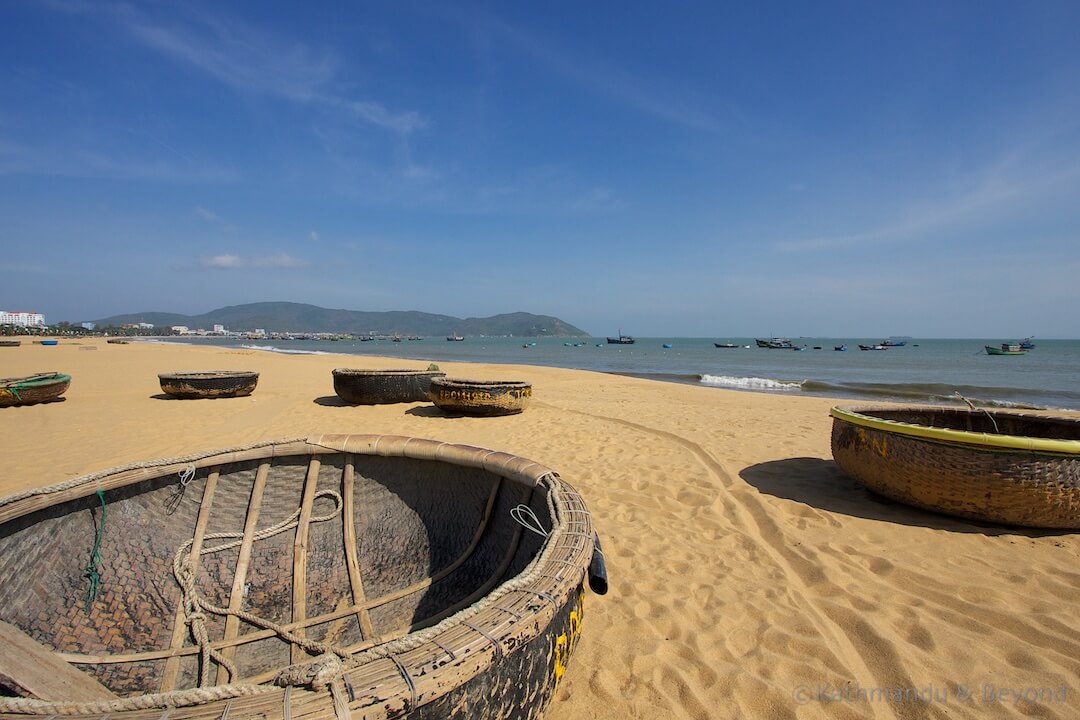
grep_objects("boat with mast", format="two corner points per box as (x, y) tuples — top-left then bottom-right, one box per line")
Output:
(606, 330), (635, 344)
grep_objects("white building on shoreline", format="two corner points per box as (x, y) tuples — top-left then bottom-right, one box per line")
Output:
(0, 310), (45, 327)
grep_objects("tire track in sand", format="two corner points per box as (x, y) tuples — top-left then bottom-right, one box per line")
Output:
(538, 400), (918, 720)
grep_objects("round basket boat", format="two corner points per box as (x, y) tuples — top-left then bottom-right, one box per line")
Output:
(0, 372), (71, 407)
(0, 435), (601, 718)
(332, 369), (446, 405)
(429, 379), (532, 417)
(831, 405), (1080, 528)
(158, 371), (259, 399)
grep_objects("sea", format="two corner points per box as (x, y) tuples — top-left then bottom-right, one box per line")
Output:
(153, 336), (1080, 411)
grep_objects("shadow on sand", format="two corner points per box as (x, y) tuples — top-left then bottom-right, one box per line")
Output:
(404, 406), (447, 418)
(313, 395), (350, 407)
(740, 457), (1071, 537)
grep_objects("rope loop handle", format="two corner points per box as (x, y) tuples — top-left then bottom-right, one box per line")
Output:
(510, 504), (549, 538)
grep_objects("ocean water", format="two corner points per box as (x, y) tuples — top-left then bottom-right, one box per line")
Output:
(164, 336), (1080, 411)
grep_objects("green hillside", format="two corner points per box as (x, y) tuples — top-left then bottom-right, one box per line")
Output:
(92, 302), (590, 337)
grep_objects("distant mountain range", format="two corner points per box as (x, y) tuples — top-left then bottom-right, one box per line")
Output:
(92, 302), (590, 337)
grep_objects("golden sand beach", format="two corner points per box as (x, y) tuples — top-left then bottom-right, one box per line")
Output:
(2, 338), (1078, 719)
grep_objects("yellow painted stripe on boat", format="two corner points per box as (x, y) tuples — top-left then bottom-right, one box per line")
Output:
(830, 406), (1080, 456)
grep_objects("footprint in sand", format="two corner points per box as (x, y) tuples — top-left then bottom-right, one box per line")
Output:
(866, 557), (894, 575)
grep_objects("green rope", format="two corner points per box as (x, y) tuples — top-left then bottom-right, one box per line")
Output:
(84, 490), (106, 611)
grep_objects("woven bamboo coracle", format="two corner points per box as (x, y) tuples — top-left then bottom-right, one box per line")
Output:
(158, 371), (259, 399)
(0, 435), (596, 719)
(0, 373), (71, 407)
(429, 379), (532, 417)
(831, 405), (1080, 528)
(332, 369), (446, 405)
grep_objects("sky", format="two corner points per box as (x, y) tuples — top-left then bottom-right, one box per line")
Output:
(2, 1), (1079, 337)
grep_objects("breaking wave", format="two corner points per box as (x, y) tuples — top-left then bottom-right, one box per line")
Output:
(699, 374), (804, 391)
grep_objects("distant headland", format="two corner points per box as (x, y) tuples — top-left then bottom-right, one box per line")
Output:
(90, 302), (590, 338)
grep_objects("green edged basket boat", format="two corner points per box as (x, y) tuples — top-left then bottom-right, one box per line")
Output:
(0, 435), (604, 719)
(0, 373), (71, 407)
(831, 405), (1080, 528)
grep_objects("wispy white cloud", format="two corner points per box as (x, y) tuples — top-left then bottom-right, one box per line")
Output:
(46, 2), (426, 138)
(572, 187), (624, 212)
(775, 147), (1080, 254)
(124, 12), (333, 103)
(202, 254), (244, 269)
(195, 207), (219, 222)
(200, 253), (309, 269)
(0, 137), (237, 182)
(122, 7), (424, 137)
(308, 231), (320, 242)
(343, 100), (427, 136)
(468, 13), (724, 132)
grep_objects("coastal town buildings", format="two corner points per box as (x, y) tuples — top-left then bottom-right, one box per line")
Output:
(0, 310), (45, 327)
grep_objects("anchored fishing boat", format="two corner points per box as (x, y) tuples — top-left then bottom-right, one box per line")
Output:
(985, 343), (1026, 356)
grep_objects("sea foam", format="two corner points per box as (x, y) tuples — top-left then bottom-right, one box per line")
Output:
(699, 374), (803, 391)
(241, 344), (330, 356)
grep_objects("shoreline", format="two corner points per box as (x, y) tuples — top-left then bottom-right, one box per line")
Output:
(2, 338), (1078, 718)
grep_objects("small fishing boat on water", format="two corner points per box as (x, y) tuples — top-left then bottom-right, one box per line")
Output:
(1019, 337), (1036, 349)
(858, 344), (887, 351)
(713, 342), (740, 348)
(834, 345), (848, 351)
(985, 343), (1026, 356)
(755, 338), (794, 349)
(606, 330), (634, 345)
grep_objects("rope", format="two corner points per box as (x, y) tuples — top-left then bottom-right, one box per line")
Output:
(173, 489), (353, 686)
(954, 391), (1000, 434)
(0, 437), (310, 509)
(510, 504), (549, 537)
(0, 684), (274, 715)
(84, 490), (106, 611)
(164, 466), (196, 515)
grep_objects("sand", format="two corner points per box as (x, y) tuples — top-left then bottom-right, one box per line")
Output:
(2, 338), (1078, 719)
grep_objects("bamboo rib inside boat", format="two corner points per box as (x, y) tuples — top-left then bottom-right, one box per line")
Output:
(161, 469), (219, 692)
(342, 457), (375, 640)
(217, 461), (270, 685)
(290, 458), (321, 664)
(54, 472), (522, 668)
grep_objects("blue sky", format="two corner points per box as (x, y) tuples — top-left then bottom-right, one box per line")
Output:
(2, 2), (1079, 337)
